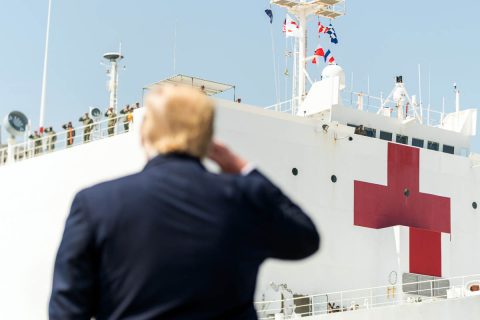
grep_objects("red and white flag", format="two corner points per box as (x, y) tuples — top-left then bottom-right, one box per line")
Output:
(318, 21), (330, 34)
(312, 46), (335, 65)
(312, 46), (325, 64)
(284, 14), (300, 38)
(314, 46), (325, 57)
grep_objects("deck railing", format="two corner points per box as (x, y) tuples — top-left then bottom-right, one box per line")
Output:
(264, 92), (445, 127)
(254, 274), (480, 319)
(0, 113), (135, 167)
(264, 97), (302, 115)
(341, 91), (445, 127)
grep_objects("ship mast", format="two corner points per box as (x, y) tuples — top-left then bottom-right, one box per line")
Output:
(271, 0), (345, 113)
(103, 52), (124, 113)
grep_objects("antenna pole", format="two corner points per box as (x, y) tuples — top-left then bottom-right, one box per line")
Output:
(297, 11), (307, 110)
(441, 96), (445, 125)
(427, 70), (431, 125)
(418, 64), (423, 122)
(367, 74), (370, 95)
(39, 0), (53, 133)
(428, 69), (431, 109)
(173, 23), (177, 74)
(455, 84), (460, 113)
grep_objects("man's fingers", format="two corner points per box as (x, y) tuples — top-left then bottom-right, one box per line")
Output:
(207, 140), (229, 159)
(206, 140), (248, 174)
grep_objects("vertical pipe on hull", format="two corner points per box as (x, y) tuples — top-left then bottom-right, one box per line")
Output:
(455, 88), (460, 113)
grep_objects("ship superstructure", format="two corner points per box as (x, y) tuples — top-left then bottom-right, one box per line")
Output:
(1, 1), (480, 319)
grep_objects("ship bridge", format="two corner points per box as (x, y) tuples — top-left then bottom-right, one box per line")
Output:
(265, 65), (478, 159)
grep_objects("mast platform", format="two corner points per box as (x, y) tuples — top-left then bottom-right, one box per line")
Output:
(271, 0), (345, 19)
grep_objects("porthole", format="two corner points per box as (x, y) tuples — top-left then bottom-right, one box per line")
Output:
(473, 202), (478, 210)
(331, 175), (337, 183)
(348, 136), (353, 141)
(292, 168), (299, 176)
(403, 188), (410, 197)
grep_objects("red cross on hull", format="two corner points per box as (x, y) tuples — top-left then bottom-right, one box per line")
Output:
(354, 143), (451, 277)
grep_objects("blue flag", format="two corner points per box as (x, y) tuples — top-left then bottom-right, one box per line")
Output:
(265, 9), (273, 24)
(324, 49), (331, 63)
(327, 24), (338, 44)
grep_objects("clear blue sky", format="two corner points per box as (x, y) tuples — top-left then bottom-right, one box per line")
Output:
(1, 0), (480, 150)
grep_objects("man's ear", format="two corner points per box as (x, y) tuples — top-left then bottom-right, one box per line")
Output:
(140, 115), (151, 159)
(141, 115), (160, 160)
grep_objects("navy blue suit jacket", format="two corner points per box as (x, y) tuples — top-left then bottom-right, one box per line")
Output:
(49, 153), (319, 320)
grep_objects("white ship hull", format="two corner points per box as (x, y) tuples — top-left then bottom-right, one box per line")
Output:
(1, 99), (479, 318)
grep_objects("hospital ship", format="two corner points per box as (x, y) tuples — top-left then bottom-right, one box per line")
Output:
(0, 1), (479, 319)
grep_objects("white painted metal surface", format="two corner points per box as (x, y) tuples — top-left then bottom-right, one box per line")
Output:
(0, 101), (479, 319)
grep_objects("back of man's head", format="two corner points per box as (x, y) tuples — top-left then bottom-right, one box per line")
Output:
(142, 84), (215, 159)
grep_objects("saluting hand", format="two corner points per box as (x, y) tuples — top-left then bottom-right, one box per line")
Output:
(207, 140), (248, 174)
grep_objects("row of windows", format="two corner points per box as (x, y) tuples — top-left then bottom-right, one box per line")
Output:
(348, 124), (455, 155)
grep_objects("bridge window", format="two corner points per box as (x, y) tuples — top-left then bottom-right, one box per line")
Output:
(396, 134), (408, 145)
(380, 131), (393, 141)
(443, 145), (455, 154)
(412, 138), (424, 148)
(364, 127), (376, 138)
(427, 141), (440, 151)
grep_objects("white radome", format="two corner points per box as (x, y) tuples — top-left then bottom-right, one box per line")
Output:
(321, 64), (346, 90)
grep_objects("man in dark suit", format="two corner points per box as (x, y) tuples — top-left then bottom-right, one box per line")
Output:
(49, 85), (320, 320)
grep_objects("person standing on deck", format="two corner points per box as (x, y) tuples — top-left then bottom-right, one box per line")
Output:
(62, 122), (75, 147)
(29, 131), (43, 155)
(105, 107), (117, 136)
(45, 127), (57, 152)
(79, 113), (94, 143)
(120, 105), (133, 132)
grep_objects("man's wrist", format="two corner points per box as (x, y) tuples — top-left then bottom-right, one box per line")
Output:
(227, 155), (247, 174)
(240, 163), (255, 176)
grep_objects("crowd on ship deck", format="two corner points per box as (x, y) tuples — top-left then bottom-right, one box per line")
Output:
(0, 103), (140, 161)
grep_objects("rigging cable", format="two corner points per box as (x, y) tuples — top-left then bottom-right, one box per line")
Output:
(284, 36), (290, 103)
(268, 5), (280, 109)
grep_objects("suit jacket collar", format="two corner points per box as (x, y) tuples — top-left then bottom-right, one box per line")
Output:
(144, 152), (205, 171)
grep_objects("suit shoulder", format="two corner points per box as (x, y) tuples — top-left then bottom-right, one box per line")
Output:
(236, 169), (273, 193)
(79, 172), (144, 200)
